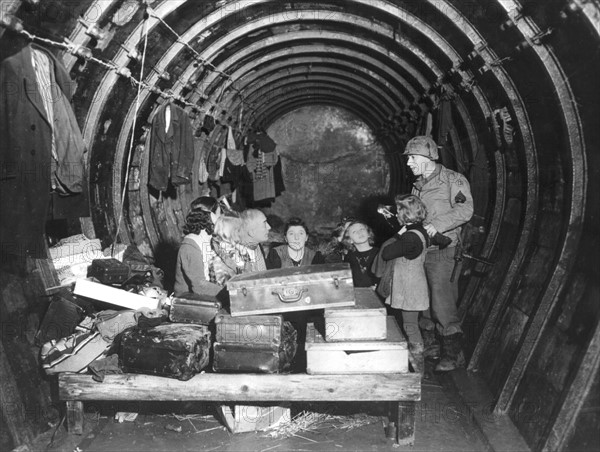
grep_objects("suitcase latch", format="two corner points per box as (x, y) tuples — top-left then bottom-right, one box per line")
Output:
(271, 287), (308, 303)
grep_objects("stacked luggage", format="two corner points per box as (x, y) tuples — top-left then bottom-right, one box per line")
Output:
(215, 262), (356, 373)
(39, 258), (412, 432)
(305, 287), (409, 374)
(38, 261), (361, 381)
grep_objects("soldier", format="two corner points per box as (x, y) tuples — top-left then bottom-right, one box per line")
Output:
(403, 136), (474, 372)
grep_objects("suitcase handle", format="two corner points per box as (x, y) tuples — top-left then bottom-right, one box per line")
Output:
(271, 287), (308, 303)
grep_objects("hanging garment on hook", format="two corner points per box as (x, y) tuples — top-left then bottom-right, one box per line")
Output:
(201, 113), (215, 135)
(1, 38), (87, 261)
(148, 102), (195, 191)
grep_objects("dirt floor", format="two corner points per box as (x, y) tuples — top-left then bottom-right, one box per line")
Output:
(26, 365), (531, 452)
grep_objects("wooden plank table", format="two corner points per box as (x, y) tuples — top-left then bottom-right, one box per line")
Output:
(59, 372), (421, 445)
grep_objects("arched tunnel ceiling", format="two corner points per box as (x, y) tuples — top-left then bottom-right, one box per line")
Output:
(55, 0), (591, 270)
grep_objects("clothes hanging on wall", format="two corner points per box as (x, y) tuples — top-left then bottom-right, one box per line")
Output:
(222, 127), (245, 190)
(148, 102), (195, 191)
(201, 113), (215, 135)
(247, 130), (276, 154)
(194, 135), (209, 184)
(206, 144), (222, 181)
(256, 131), (276, 153)
(1, 38), (87, 261)
(247, 150), (278, 202)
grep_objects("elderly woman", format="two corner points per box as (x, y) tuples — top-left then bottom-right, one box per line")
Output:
(211, 209), (271, 284)
(173, 196), (222, 296)
(266, 217), (324, 269)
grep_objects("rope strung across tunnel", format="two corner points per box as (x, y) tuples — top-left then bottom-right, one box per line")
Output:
(142, 2), (247, 108)
(0, 11), (246, 116)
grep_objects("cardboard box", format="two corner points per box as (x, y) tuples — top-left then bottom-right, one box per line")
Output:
(217, 404), (290, 433)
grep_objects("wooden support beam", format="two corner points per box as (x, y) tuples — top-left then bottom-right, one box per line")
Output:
(396, 401), (416, 445)
(66, 401), (84, 435)
(59, 373), (420, 402)
(0, 341), (34, 447)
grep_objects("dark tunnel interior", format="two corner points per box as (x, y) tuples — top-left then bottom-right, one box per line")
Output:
(0, 1), (599, 451)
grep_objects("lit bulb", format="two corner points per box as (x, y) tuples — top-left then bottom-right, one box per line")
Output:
(128, 48), (140, 61)
(73, 45), (93, 60)
(0, 14), (24, 33)
(117, 67), (131, 78)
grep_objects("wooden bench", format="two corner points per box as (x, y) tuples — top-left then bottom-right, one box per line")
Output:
(59, 372), (421, 445)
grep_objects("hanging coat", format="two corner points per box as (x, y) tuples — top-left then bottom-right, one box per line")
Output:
(1, 37), (86, 261)
(148, 102), (195, 191)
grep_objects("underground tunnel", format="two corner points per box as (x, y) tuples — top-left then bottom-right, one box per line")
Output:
(0, 0), (598, 451)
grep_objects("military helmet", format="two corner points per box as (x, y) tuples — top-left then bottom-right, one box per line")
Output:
(403, 135), (439, 160)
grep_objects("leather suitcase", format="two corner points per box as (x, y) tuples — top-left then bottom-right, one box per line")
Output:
(169, 293), (222, 325)
(35, 290), (93, 346)
(324, 288), (387, 341)
(88, 258), (131, 285)
(213, 313), (297, 373)
(215, 313), (286, 345)
(226, 263), (355, 317)
(119, 323), (211, 380)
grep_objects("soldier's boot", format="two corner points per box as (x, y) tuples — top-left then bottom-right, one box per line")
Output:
(435, 333), (466, 372)
(422, 329), (440, 360)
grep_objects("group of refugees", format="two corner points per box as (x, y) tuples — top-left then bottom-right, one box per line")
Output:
(173, 135), (473, 374)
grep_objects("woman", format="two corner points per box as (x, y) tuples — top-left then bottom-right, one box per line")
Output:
(173, 197), (221, 296)
(266, 217), (324, 269)
(321, 217), (353, 264)
(379, 194), (431, 373)
(210, 212), (244, 285)
(211, 209), (271, 283)
(342, 221), (380, 288)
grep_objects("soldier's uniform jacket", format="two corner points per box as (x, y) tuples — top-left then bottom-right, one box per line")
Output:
(411, 163), (474, 248)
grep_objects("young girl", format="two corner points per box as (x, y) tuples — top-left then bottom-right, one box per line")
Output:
(380, 194), (431, 373)
(342, 221), (380, 288)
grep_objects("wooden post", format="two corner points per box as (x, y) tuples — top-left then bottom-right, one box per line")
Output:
(66, 401), (84, 434)
(0, 341), (34, 447)
(396, 401), (416, 445)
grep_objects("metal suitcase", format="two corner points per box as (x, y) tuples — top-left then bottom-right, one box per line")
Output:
(169, 293), (222, 325)
(119, 323), (211, 380)
(212, 313), (297, 373)
(88, 258), (131, 285)
(226, 263), (355, 317)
